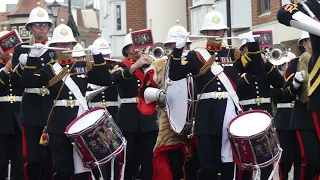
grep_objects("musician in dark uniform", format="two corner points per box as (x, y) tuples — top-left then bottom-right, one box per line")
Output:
(0, 30), (25, 179)
(89, 36), (119, 121)
(169, 5), (265, 180)
(270, 51), (299, 180)
(20, 23), (111, 179)
(11, 4), (54, 179)
(111, 29), (158, 180)
(277, 2), (320, 178)
(282, 30), (320, 179)
(88, 37), (121, 180)
(236, 42), (284, 180)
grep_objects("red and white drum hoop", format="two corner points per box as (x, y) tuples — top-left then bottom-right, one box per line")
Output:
(227, 110), (282, 175)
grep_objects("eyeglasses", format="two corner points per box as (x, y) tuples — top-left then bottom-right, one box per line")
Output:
(32, 23), (49, 29)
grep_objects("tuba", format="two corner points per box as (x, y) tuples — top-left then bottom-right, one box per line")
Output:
(297, 51), (311, 103)
(265, 44), (289, 65)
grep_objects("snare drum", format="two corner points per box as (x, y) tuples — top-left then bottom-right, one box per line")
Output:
(227, 110), (280, 171)
(65, 107), (126, 168)
(165, 75), (195, 136)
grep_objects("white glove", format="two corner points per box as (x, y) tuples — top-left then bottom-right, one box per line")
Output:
(292, 70), (304, 89)
(19, 53), (28, 69)
(29, 43), (45, 57)
(175, 32), (189, 49)
(89, 45), (100, 55)
(238, 31), (255, 43)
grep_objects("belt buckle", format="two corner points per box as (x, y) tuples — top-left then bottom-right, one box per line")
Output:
(67, 100), (75, 108)
(255, 97), (262, 106)
(290, 102), (294, 108)
(8, 95), (16, 103)
(101, 101), (107, 107)
(216, 92), (224, 100)
(40, 87), (48, 96)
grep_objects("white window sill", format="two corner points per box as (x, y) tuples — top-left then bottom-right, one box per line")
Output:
(258, 11), (271, 17)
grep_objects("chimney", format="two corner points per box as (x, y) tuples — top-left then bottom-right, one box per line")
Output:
(7, 0), (51, 17)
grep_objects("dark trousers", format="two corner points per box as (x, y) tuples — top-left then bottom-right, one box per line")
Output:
(184, 147), (200, 180)
(168, 148), (184, 180)
(296, 130), (320, 180)
(277, 130), (301, 180)
(0, 124), (25, 180)
(197, 135), (234, 180)
(122, 131), (158, 180)
(22, 125), (53, 180)
(49, 133), (91, 180)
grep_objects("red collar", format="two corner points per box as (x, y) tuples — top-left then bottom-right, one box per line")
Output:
(206, 44), (222, 51)
(35, 38), (48, 45)
(0, 58), (8, 64)
(58, 58), (74, 65)
(126, 57), (137, 63)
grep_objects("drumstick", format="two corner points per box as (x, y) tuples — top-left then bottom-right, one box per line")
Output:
(21, 45), (70, 51)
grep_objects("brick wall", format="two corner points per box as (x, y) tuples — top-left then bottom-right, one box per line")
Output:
(252, 0), (281, 26)
(126, 0), (146, 33)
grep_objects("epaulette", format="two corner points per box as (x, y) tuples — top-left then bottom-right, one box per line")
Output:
(111, 64), (123, 73)
(15, 41), (29, 47)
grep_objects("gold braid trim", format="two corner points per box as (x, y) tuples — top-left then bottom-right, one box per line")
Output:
(192, 53), (217, 78)
(48, 66), (69, 87)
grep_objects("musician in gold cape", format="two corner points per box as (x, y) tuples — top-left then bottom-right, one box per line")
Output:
(137, 22), (200, 180)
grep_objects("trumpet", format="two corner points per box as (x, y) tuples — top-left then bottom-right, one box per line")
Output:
(264, 44), (290, 65)
(148, 42), (171, 60)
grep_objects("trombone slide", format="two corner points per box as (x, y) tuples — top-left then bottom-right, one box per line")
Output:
(63, 47), (110, 53)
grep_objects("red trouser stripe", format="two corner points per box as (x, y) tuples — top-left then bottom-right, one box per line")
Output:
(312, 111), (320, 141)
(296, 130), (306, 180)
(21, 125), (28, 180)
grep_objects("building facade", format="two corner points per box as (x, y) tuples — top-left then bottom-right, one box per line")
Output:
(187, 0), (302, 55)
(100, 0), (188, 58)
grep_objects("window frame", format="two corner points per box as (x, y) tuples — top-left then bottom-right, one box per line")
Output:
(260, 0), (271, 15)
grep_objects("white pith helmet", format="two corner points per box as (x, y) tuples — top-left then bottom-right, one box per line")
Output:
(25, 2), (52, 30)
(72, 43), (86, 57)
(48, 19), (77, 47)
(164, 20), (192, 46)
(200, 5), (229, 34)
(93, 34), (112, 55)
(122, 28), (133, 57)
(297, 31), (310, 46)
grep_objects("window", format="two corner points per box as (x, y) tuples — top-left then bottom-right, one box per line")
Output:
(116, 5), (121, 31)
(260, 0), (270, 15)
(111, 1), (126, 34)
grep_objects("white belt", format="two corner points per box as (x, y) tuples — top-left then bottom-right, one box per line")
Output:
(0, 95), (22, 103)
(24, 88), (50, 96)
(89, 101), (119, 107)
(54, 100), (80, 108)
(277, 103), (294, 108)
(197, 91), (229, 100)
(120, 97), (139, 104)
(240, 97), (271, 106)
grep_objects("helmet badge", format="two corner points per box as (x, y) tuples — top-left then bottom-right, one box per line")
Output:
(60, 27), (68, 36)
(37, 10), (44, 17)
(212, 15), (220, 24)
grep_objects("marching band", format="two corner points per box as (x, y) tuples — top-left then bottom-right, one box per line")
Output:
(1, 1), (320, 180)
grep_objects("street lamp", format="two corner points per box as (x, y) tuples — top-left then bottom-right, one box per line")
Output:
(48, 0), (61, 28)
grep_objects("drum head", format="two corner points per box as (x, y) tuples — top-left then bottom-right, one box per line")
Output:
(67, 109), (105, 134)
(165, 78), (188, 133)
(229, 111), (271, 137)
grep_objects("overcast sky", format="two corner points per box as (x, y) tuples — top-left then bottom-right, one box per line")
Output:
(0, 0), (65, 12)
